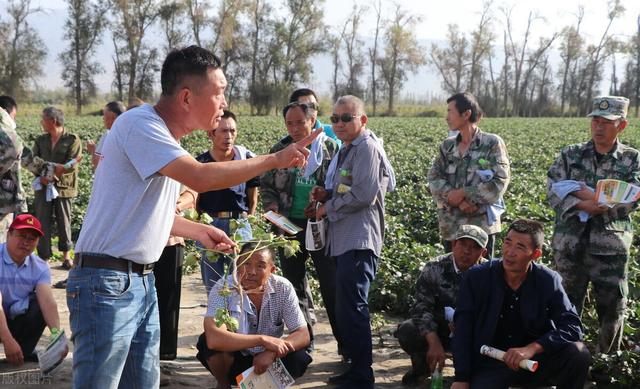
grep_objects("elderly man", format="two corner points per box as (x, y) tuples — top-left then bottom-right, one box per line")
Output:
(196, 243), (311, 389)
(452, 219), (590, 389)
(69, 45), (318, 388)
(33, 107), (82, 268)
(396, 225), (488, 385)
(289, 88), (341, 146)
(547, 96), (639, 354)
(0, 214), (64, 366)
(427, 92), (510, 258)
(0, 97), (62, 243)
(313, 95), (394, 389)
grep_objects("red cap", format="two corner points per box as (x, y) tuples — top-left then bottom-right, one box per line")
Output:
(9, 214), (44, 237)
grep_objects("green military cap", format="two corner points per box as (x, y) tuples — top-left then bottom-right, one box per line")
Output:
(588, 96), (629, 120)
(455, 224), (488, 248)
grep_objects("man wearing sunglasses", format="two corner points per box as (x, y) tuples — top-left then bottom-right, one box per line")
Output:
(313, 95), (395, 389)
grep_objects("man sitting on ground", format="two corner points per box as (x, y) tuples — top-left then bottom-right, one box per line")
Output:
(0, 214), (65, 365)
(452, 219), (591, 389)
(396, 224), (488, 385)
(196, 243), (312, 389)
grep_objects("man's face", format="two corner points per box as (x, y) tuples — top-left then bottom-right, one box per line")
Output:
(207, 117), (237, 153)
(296, 94), (318, 122)
(591, 116), (626, 151)
(41, 114), (56, 133)
(451, 238), (486, 272)
(190, 68), (228, 131)
(285, 106), (313, 142)
(446, 101), (468, 131)
(8, 107), (17, 120)
(238, 250), (276, 291)
(103, 108), (117, 130)
(6, 229), (39, 261)
(331, 102), (366, 145)
(501, 230), (539, 275)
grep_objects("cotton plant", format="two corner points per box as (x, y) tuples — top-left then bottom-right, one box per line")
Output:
(183, 212), (300, 331)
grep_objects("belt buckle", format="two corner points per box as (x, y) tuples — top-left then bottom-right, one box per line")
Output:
(142, 263), (154, 275)
(217, 211), (232, 218)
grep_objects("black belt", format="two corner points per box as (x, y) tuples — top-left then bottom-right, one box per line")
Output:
(210, 211), (246, 219)
(76, 253), (155, 275)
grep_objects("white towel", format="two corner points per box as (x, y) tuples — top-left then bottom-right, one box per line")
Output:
(303, 132), (329, 179)
(32, 177), (58, 202)
(551, 180), (593, 222)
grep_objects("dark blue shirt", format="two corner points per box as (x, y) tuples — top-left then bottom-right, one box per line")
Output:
(492, 274), (528, 351)
(195, 150), (260, 215)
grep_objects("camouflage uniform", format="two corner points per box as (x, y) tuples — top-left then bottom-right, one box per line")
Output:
(395, 252), (486, 377)
(0, 108), (52, 243)
(547, 139), (640, 353)
(427, 129), (510, 255)
(261, 134), (339, 217)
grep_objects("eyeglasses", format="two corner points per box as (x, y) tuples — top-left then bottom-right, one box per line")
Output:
(330, 113), (360, 124)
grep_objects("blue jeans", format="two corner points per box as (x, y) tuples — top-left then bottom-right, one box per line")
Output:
(200, 217), (252, 295)
(66, 265), (160, 389)
(335, 249), (378, 388)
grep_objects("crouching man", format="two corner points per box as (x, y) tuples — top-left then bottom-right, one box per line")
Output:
(0, 214), (64, 365)
(396, 225), (488, 385)
(196, 243), (312, 389)
(452, 219), (591, 389)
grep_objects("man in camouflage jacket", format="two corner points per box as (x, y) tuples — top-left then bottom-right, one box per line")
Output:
(395, 225), (488, 385)
(427, 93), (510, 258)
(0, 97), (57, 243)
(547, 96), (639, 353)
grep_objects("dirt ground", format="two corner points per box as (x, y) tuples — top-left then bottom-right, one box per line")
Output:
(0, 265), (456, 388)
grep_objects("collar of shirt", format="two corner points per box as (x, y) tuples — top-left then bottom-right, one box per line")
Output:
(584, 139), (624, 160)
(1, 244), (30, 268)
(451, 254), (461, 274)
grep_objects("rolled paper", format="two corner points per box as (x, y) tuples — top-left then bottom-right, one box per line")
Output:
(480, 345), (539, 372)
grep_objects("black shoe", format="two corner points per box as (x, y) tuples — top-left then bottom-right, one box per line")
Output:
(24, 352), (39, 362)
(401, 369), (425, 385)
(54, 279), (67, 289)
(327, 372), (351, 385)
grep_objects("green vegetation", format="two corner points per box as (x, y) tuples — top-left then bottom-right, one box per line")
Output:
(13, 114), (639, 385)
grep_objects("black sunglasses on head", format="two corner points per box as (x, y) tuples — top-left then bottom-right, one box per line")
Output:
(329, 113), (359, 124)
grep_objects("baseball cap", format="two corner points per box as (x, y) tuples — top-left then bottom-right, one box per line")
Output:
(9, 214), (44, 237)
(455, 225), (488, 248)
(587, 96), (629, 120)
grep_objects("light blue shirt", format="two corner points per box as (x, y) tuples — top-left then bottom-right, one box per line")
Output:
(0, 243), (50, 319)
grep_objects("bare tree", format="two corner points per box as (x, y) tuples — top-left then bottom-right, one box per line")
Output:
(110, 0), (160, 104)
(379, 4), (425, 115)
(430, 24), (467, 94)
(329, 29), (343, 102)
(468, 1), (493, 95)
(557, 7), (584, 115)
(59, 0), (107, 114)
(341, 4), (367, 97)
(635, 15), (640, 116)
(368, 0), (382, 116)
(185, 0), (209, 47)
(159, 0), (188, 54)
(582, 0), (625, 114)
(0, 0), (47, 98)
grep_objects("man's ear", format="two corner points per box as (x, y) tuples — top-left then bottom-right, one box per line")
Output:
(617, 119), (628, 133)
(176, 87), (193, 111)
(360, 113), (368, 126)
(531, 248), (543, 261)
(480, 247), (488, 259)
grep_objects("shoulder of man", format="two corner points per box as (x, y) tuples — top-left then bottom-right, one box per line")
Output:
(477, 131), (505, 145)
(269, 135), (292, 153)
(195, 150), (212, 162)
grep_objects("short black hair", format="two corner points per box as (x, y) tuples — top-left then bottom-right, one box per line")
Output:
(221, 109), (236, 122)
(105, 101), (126, 116)
(161, 45), (222, 96)
(239, 242), (275, 263)
(446, 92), (483, 123)
(42, 107), (65, 126)
(507, 219), (544, 250)
(282, 101), (314, 120)
(0, 96), (17, 114)
(289, 88), (317, 103)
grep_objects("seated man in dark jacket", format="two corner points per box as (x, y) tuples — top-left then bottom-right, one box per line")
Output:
(452, 219), (591, 389)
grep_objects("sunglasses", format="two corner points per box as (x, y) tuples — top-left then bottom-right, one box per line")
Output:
(329, 113), (360, 124)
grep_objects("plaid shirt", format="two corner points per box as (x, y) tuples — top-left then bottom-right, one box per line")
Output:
(206, 274), (306, 355)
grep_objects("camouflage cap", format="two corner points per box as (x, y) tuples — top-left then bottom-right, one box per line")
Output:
(587, 96), (629, 120)
(455, 224), (488, 248)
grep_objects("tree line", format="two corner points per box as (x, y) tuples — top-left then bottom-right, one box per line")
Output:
(0, 0), (638, 117)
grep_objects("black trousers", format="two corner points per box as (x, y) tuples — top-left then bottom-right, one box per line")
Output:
(195, 333), (312, 381)
(395, 319), (451, 375)
(6, 293), (46, 357)
(153, 244), (184, 360)
(470, 342), (591, 389)
(278, 217), (342, 353)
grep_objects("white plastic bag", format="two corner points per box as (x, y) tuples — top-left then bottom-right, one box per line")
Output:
(305, 204), (326, 251)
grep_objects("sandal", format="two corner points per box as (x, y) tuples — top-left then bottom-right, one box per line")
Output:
(61, 259), (74, 270)
(53, 279), (67, 289)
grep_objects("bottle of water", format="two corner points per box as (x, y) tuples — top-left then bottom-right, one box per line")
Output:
(430, 364), (443, 389)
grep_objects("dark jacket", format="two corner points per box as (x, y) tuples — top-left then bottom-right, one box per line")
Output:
(452, 259), (583, 382)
